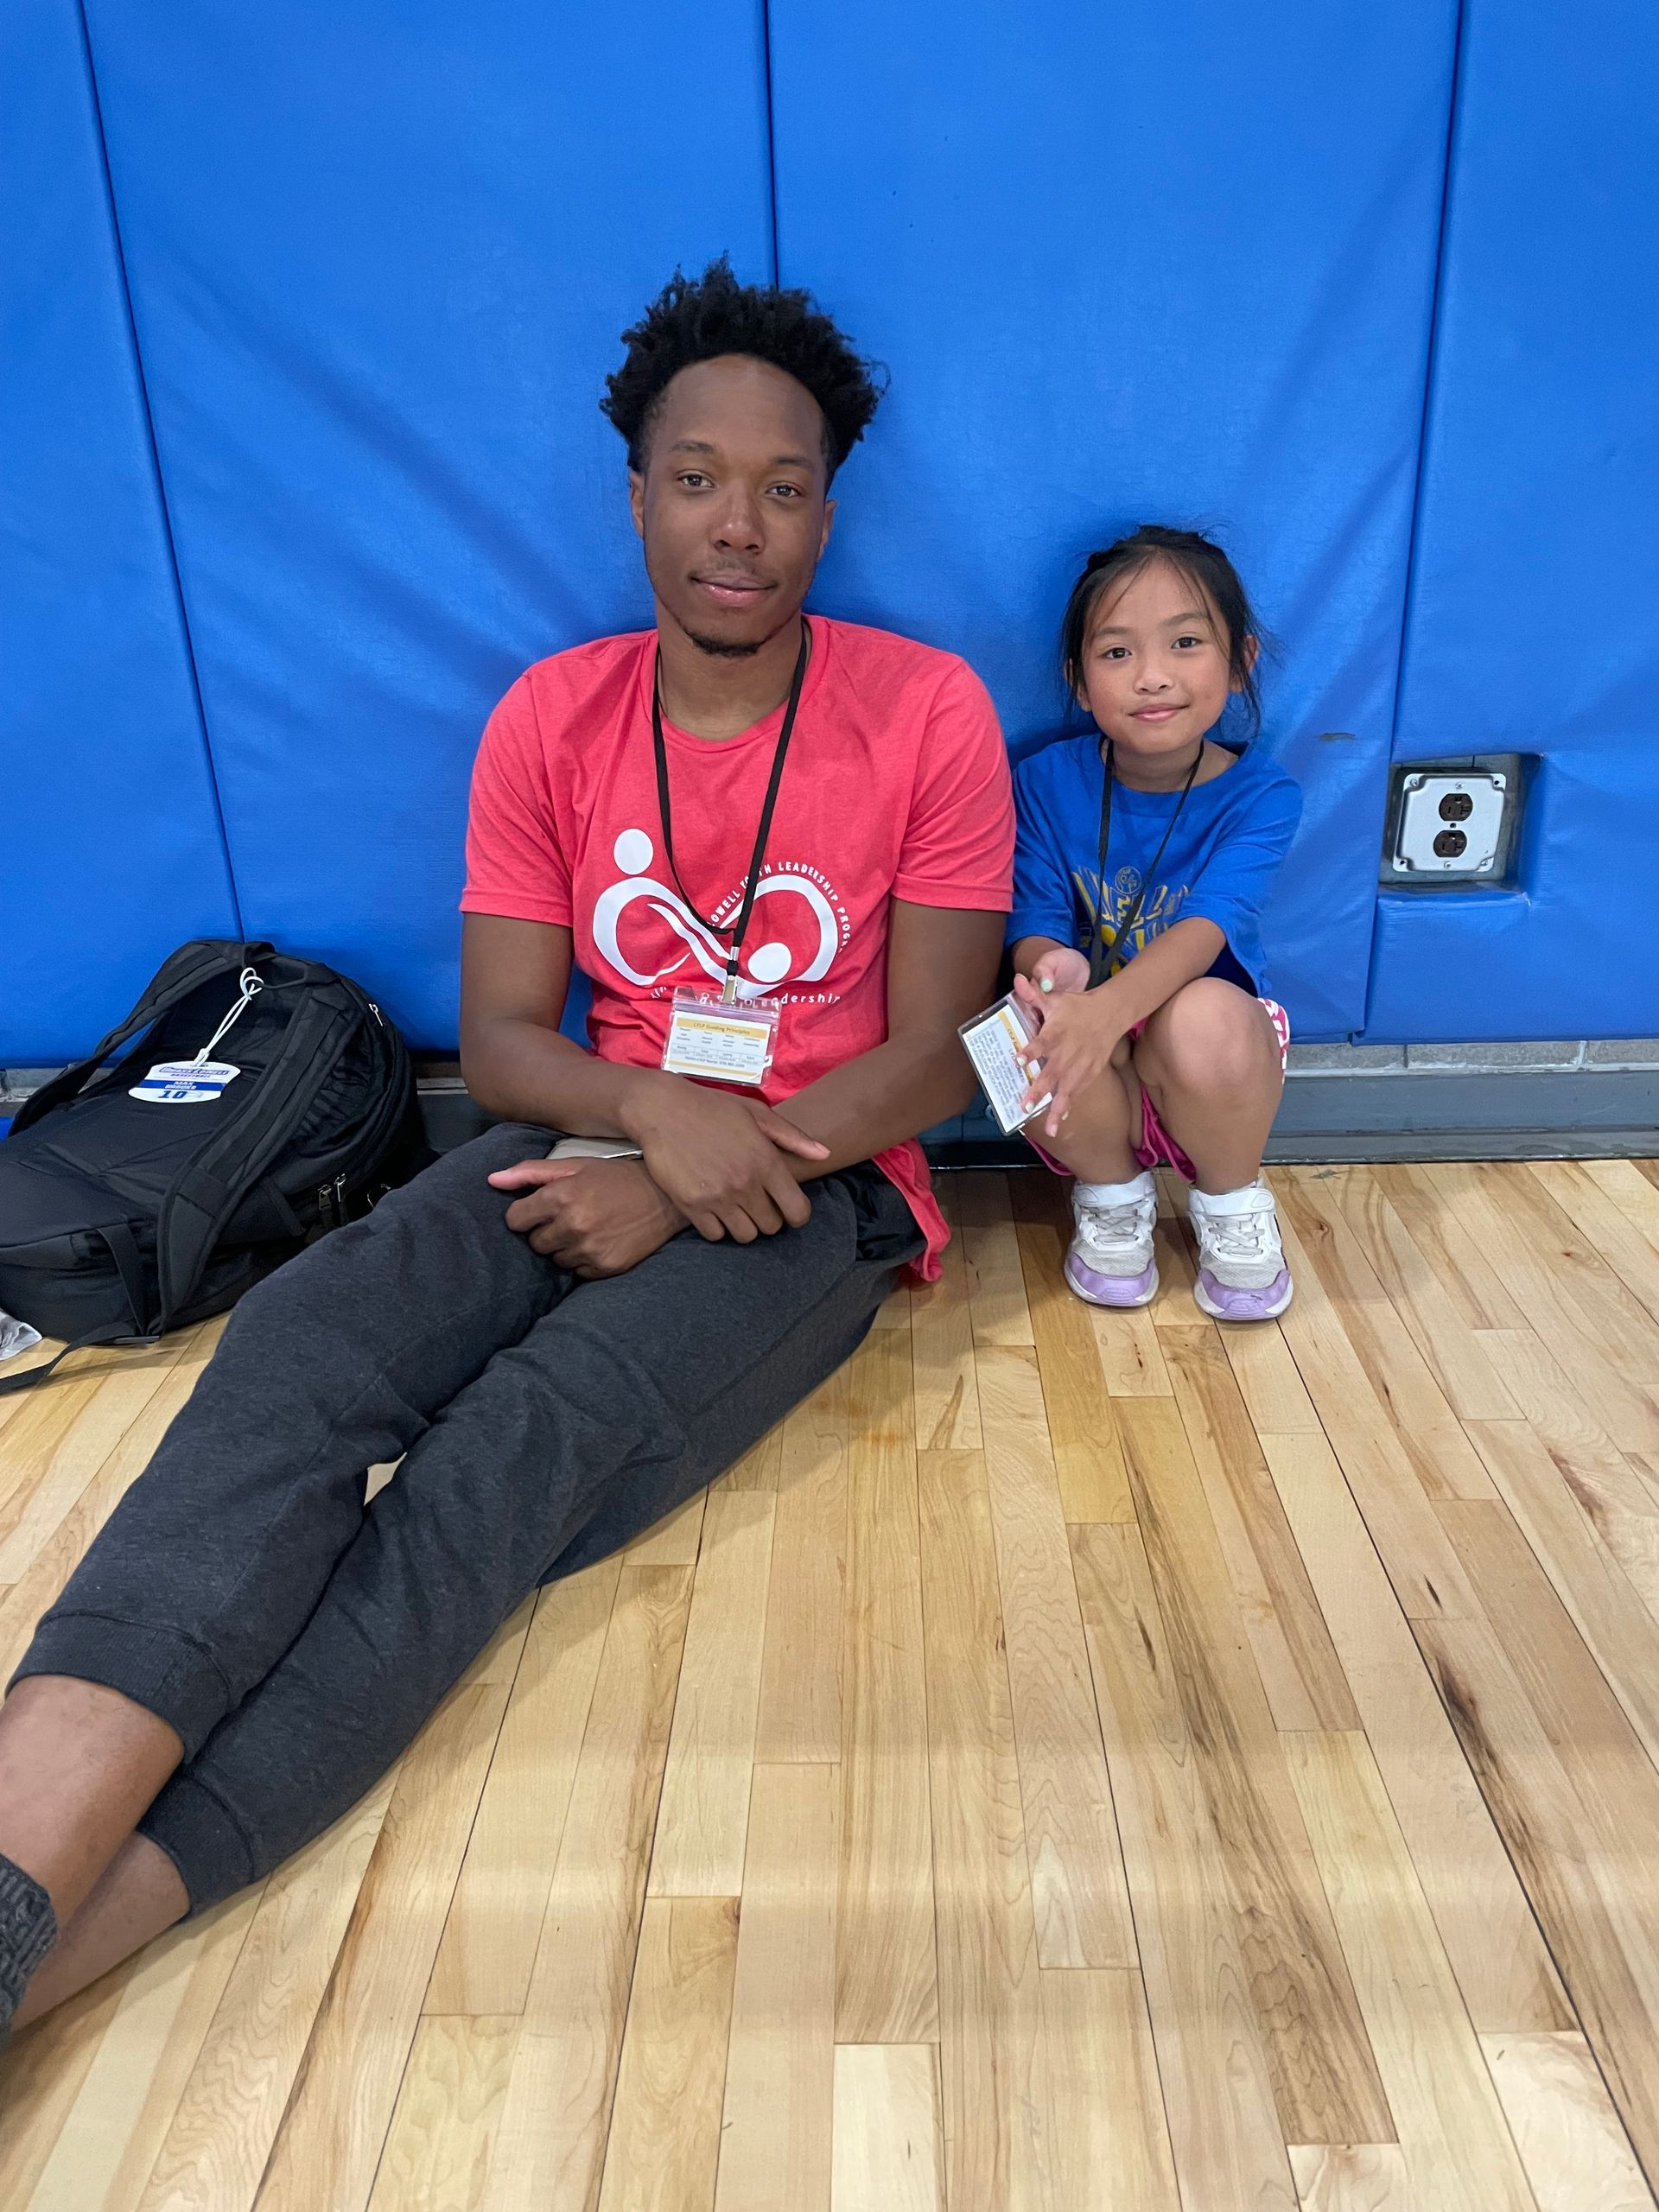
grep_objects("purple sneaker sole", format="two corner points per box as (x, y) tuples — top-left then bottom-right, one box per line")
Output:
(1192, 1267), (1294, 1322)
(1065, 1248), (1159, 1308)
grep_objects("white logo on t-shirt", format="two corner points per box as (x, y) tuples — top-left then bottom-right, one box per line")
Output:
(592, 829), (844, 999)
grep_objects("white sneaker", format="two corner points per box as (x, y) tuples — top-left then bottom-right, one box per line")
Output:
(1065, 1171), (1160, 1307)
(1188, 1181), (1294, 1321)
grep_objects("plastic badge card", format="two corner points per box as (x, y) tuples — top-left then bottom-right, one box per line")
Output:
(958, 992), (1052, 1135)
(660, 987), (780, 1087)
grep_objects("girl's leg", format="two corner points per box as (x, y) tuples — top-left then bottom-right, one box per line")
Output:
(1021, 1037), (1141, 1185)
(1024, 1045), (1162, 1308)
(10, 1836), (186, 2032)
(1131, 979), (1292, 1320)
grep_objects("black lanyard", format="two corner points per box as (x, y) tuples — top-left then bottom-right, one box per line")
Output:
(1088, 738), (1202, 987)
(652, 620), (811, 1002)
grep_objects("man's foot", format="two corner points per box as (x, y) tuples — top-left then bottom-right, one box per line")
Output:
(0, 1852), (57, 2047)
(1064, 1171), (1160, 1307)
(1188, 1181), (1294, 1321)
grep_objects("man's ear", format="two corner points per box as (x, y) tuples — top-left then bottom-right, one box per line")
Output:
(818, 496), (836, 558)
(627, 468), (645, 542)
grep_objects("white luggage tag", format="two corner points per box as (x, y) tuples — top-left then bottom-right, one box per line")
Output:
(130, 967), (262, 1105)
(958, 992), (1053, 1135)
(661, 987), (780, 1087)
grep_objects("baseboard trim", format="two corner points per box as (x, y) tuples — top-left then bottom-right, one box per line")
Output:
(416, 1066), (1659, 1168)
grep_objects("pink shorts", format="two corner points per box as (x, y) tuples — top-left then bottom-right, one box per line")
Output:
(1028, 995), (1290, 1185)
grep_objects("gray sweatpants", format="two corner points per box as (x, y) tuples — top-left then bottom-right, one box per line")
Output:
(11, 1123), (921, 1910)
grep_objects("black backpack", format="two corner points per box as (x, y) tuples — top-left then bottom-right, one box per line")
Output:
(0, 938), (431, 1391)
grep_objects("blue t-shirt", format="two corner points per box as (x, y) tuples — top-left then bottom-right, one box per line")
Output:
(1008, 735), (1302, 1000)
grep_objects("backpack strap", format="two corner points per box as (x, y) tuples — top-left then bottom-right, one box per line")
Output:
(149, 984), (358, 1331)
(0, 1224), (155, 1395)
(10, 941), (275, 1135)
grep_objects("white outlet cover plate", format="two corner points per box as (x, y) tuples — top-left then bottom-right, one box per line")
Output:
(1394, 772), (1507, 874)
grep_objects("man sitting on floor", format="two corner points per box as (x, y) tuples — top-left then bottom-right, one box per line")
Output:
(0, 258), (1014, 2038)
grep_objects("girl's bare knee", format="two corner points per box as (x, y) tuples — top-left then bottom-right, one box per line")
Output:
(1143, 979), (1277, 1093)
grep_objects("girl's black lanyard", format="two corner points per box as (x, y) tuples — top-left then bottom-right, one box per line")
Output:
(1088, 738), (1202, 988)
(652, 620), (810, 1003)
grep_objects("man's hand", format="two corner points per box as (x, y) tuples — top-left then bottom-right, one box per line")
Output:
(1014, 980), (1128, 1140)
(620, 1080), (829, 1243)
(487, 1155), (687, 1278)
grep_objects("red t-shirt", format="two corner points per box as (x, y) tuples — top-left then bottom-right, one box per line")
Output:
(460, 616), (1014, 1278)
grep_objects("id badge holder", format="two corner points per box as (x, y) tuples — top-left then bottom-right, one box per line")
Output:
(661, 988), (780, 1087)
(958, 992), (1053, 1135)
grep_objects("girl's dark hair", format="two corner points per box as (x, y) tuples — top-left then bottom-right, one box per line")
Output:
(1060, 524), (1266, 734)
(602, 255), (887, 480)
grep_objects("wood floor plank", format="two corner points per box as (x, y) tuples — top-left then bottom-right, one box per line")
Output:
(255, 1637), (531, 2212)
(1475, 1329), (1659, 1616)
(1532, 1160), (1659, 1332)
(0, 1334), (219, 1683)
(1014, 1217), (1133, 1520)
(715, 1764), (838, 2212)
(975, 1344), (1135, 1968)
(956, 1170), (1035, 1347)
(1414, 1529), (1659, 2180)
(0, 1972), (133, 2212)
(1322, 1421), (1484, 1620)
(836, 1328), (938, 2044)
(596, 1897), (739, 2212)
(917, 1446), (1050, 2212)
(625, 1491), (705, 1567)
(18, 1891), (260, 2212)
(1071, 1521), (1297, 2212)
(1287, 2144), (1411, 2209)
(1272, 1176), (1495, 1501)
(1260, 1431), (1569, 2032)
(1321, 1164), (1522, 1421)
(1090, 1300), (1173, 1397)
(713, 1423), (784, 1495)
(755, 1371), (849, 1764)
(426, 1560), (620, 2017)
(1481, 2031), (1656, 2212)
(1373, 1163), (1529, 1331)
(1116, 1398), (1391, 2145)
(1162, 1324), (1359, 1732)
(480, 1564), (693, 2212)
(1279, 1170), (1503, 1471)
(1039, 1969), (1182, 2212)
(830, 2046), (944, 2212)
(911, 1176), (982, 1450)
(1586, 1158), (1659, 1243)
(0, 1340), (182, 1580)
(1286, 1728), (1533, 2212)
(1222, 1317), (1325, 1436)
(136, 1777), (395, 2212)
(1463, 1418), (1659, 1769)
(649, 1489), (776, 1896)
(1430, 1164), (1659, 1453)
(365, 2015), (518, 2212)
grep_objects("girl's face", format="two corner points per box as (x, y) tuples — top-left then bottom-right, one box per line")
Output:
(1077, 556), (1252, 760)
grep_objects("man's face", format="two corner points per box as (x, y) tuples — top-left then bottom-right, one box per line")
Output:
(629, 354), (836, 657)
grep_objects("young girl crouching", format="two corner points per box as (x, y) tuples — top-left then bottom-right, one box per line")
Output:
(1009, 524), (1301, 1320)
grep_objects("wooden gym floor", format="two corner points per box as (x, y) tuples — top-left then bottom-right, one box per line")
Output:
(5, 1160), (1659, 2209)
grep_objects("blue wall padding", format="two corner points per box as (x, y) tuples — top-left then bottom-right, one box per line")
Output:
(766, 0), (1459, 1039)
(1368, 0), (1659, 1042)
(0, 0), (239, 1062)
(77, 0), (773, 1049)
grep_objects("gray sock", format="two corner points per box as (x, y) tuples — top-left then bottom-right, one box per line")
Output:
(0, 1853), (58, 2044)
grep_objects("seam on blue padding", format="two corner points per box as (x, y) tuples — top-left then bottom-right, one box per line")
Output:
(72, 0), (246, 944)
(1388, 0), (1469, 759)
(760, 0), (781, 284)
(1358, 0), (1469, 1043)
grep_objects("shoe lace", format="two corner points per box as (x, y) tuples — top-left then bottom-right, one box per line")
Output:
(1198, 1207), (1273, 1260)
(1078, 1197), (1154, 1248)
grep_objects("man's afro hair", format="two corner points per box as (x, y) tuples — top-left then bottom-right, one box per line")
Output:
(601, 256), (886, 480)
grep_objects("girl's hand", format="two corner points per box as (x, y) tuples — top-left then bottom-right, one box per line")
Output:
(1018, 985), (1127, 1139)
(1029, 945), (1091, 999)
